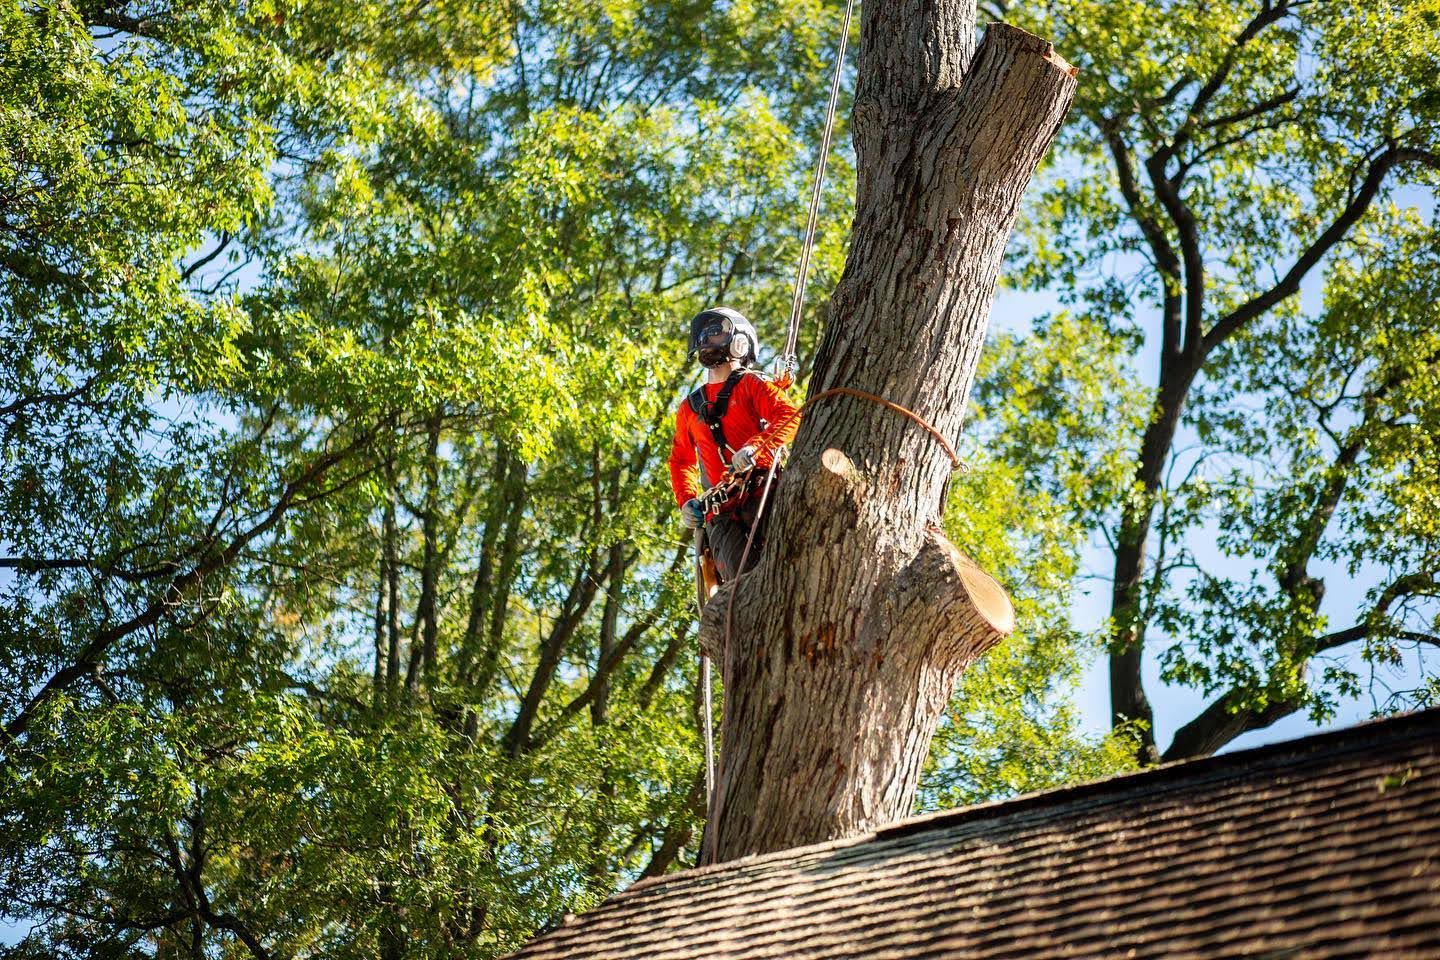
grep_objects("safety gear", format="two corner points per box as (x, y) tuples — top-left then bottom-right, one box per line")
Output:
(730, 444), (758, 474)
(687, 307), (759, 368)
(687, 369), (749, 464)
(704, 490), (773, 583)
(681, 498), (706, 528)
(669, 370), (801, 510)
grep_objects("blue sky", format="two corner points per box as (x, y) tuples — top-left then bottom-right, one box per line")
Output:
(988, 182), (1437, 756)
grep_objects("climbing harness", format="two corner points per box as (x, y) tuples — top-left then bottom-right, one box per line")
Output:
(696, 469), (757, 519)
(688, 368), (774, 519)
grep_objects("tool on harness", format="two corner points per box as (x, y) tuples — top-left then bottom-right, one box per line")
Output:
(696, 471), (751, 518)
(694, 445), (789, 524)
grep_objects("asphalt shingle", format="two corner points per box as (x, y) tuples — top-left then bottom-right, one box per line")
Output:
(511, 709), (1440, 959)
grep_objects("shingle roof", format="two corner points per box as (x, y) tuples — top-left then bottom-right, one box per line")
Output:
(511, 709), (1440, 959)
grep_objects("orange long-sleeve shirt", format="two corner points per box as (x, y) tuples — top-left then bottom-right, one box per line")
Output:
(667, 372), (801, 507)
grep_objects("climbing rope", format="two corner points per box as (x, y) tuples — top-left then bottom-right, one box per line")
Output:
(752, 387), (965, 471)
(722, 386), (969, 672)
(777, 0), (858, 387)
(700, 654), (715, 802)
(696, 0), (856, 815)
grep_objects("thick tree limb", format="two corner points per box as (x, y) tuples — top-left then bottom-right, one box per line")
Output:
(1105, 130), (1183, 357)
(1161, 687), (1299, 761)
(1143, 151), (1205, 354)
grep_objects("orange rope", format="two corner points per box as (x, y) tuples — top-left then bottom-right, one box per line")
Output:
(749, 385), (966, 474)
(802, 387), (964, 471)
(716, 384), (967, 702)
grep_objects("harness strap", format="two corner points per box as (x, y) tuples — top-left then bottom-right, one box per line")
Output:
(687, 369), (748, 461)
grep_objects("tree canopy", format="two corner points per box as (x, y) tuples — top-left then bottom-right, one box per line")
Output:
(1, 0), (1435, 957)
(993, 0), (1440, 761)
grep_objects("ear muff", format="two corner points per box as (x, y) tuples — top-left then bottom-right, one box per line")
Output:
(729, 333), (749, 361)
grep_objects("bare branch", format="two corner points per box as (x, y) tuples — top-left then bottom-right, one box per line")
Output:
(0, 375), (100, 419)
(1201, 85), (1299, 131)
(180, 232), (233, 283)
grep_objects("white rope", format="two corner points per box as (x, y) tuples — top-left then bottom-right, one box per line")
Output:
(780, 0), (858, 376)
(698, 0), (856, 820)
(701, 654), (715, 805)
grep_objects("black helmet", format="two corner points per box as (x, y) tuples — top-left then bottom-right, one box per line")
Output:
(687, 306), (759, 367)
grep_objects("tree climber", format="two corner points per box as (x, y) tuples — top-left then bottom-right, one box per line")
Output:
(668, 307), (801, 583)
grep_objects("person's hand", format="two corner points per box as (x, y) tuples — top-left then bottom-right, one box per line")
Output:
(731, 444), (758, 474)
(680, 499), (706, 528)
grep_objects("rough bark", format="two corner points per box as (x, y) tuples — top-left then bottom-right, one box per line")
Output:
(698, 7), (1075, 863)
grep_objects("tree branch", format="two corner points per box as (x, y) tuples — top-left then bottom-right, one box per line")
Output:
(1152, 0), (1296, 170)
(2, 425), (379, 747)
(1143, 150), (1205, 355)
(500, 550), (608, 756)
(641, 771), (705, 877)
(1202, 147), (1439, 355)
(1201, 85), (1299, 131)
(531, 542), (690, 747)
(0, 556), (171, 583)
(1164, 569), (1440, 760)
(1105, 129), (1185, 357)
(180, 232), (232, 283)
(0, 375), (100, 419)
(1162, 686), (1298, 761)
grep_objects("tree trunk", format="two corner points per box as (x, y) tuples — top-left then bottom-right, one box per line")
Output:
(698, 5), (1076, 864)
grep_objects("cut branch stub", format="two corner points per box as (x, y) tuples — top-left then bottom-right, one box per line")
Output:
(700, 14), (1076, 865)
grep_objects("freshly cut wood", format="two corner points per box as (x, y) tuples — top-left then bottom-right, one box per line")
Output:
(698, 2), (1077, 864)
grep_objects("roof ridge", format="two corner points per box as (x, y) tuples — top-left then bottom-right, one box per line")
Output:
(876, 706), (1438, 841)
(620, 708), (1438, 899)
